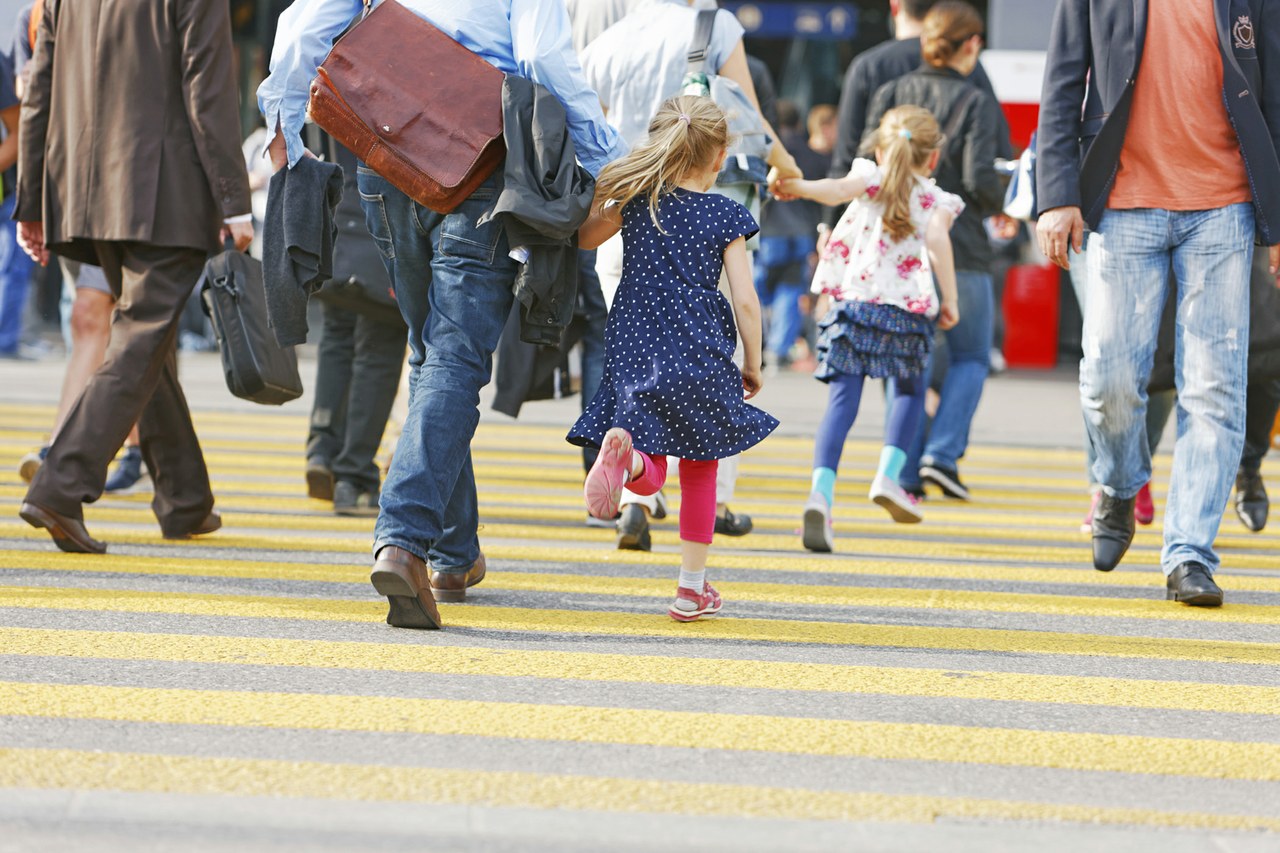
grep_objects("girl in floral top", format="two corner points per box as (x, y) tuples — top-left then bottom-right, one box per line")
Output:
(777, 106), (962, 550)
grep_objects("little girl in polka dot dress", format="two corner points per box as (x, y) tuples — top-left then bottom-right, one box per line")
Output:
(568, 95), (779, 622)
(776, 105), (963, 552)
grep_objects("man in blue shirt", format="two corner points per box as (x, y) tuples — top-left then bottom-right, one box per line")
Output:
(258, 0), (625, 629)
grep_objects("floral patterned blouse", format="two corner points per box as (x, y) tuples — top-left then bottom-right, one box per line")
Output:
(811, 158), (964, 319)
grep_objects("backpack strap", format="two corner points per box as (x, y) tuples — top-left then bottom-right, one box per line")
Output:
(939, 86), (982, 170)
(686, 9), (716, 74)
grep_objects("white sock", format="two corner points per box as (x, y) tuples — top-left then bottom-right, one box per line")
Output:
(677, 569), (705, 600)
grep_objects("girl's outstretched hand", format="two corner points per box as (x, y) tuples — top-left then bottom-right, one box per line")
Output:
(742, 365), (764, 400)
(938, 301), (960, 331)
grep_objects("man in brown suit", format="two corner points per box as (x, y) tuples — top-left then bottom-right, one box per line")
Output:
(15, 0), (252, 553)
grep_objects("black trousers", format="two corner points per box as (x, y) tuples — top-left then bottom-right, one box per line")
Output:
(26, 241), (211, 536)
(1242, 377), (1280, 474)
(306, 301), (405, 492)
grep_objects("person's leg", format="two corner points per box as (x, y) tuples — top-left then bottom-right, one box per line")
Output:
(871, 372), (927, 522)
(1162, 205), (1252, 584)
(919, 271), (993, 490)
(670, 458), (721, 621)
(365, 168), (516, 561)
(27, 242), (212, 535)
(577, 248), (607, 475)
(51, 287), (113, 441)
(1079, 208), (1173, 572)
(810, 371), (866, 507)
(331, 312), (406, 499)
(307, 302), (357, 485)
(1235, 377), (1280, 532)
(0, 196), (35, 355)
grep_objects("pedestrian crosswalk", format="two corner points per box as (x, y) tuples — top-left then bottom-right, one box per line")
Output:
(0, 401), (1278, 848)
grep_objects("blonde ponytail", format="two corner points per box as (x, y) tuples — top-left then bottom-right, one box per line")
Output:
(874, 105), (943, 242)
(594, 95), (729, 230)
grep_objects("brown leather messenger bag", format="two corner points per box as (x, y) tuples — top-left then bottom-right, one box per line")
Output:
(307, 0), (506, 213)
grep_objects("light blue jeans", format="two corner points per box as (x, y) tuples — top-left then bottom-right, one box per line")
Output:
(1082, 204), (1254, 574)
(1068, 243), (1175, 487)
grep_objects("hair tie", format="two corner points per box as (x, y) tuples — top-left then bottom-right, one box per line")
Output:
(678, 114), (691, 125)
(899, 128), (912, 140)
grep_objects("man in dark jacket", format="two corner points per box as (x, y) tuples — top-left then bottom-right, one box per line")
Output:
(17, 0), (252, 552)
(1036, 0), (1280, 607)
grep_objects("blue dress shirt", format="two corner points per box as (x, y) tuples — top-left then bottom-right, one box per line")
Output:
(257, 0), (626, 176)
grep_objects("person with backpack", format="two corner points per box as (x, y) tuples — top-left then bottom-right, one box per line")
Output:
(579, 0), (802, 551)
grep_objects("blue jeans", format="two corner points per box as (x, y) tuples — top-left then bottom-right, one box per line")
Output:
(755, 234), (812, 360)
(1068, 242), (1176, 486)
(0, 195), (36, 353)
(900, 270), (993, 484)
(1082, 205), (1254, 574)
(358, 168), (516, 573)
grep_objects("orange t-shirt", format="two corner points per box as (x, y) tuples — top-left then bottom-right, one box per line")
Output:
(1108, 0), (1252, 210)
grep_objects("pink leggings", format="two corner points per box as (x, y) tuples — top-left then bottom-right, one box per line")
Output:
(627, 452), (719, 544)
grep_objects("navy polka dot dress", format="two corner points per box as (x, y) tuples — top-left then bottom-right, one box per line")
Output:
(568, 189), (779, 461)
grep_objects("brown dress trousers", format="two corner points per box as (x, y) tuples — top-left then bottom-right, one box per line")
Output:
(16, 0), (251, 535)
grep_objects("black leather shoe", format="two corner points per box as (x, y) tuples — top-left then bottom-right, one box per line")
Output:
(1166, 561), (1223, 607)
(616, 503), (651, 551)
(1235, 468), (1268, 533)
(1091, 493), (1135, 572)
(714, 507), (753, 536)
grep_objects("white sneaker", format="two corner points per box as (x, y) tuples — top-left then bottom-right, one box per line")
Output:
(870, 473), (924, 523)
(802, 492), (834, 552)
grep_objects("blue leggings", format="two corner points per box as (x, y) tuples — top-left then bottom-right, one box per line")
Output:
(814, 372), (927, 472)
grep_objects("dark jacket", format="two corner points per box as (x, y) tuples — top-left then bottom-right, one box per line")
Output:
(1248, 249), (1280, 381)
(830, 37), (1012, 184)
(262, 156), (344, 346)
(16, 0), (251, 264)
(482, 76), (596, 347)
(1036, 0), (1280, 244)
(863, 66), (1006, 273)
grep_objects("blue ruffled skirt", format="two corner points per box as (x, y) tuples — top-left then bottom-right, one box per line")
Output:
(815, 300), (933, 382)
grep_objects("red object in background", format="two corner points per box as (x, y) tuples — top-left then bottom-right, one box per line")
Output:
(1002, 264), (1060, 369)
(1001, 102), (1040, 153)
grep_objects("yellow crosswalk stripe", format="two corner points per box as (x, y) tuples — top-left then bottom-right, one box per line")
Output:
(1, 550), (1276, 623)
(5, 680), (1279, 781)
(3, 748), (1275, 831)
(2, 585), (1276, 665)
(8, 547), (1280, 593)
(3, 627), (1275, 716)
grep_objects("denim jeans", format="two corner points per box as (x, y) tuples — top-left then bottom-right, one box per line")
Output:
(1068, 242), (1176, 487)
(0, 195), (36, 353)
(1082, 204), (1254, 574)
(358, 167), (516, 573)
(755, 234), (812, 361)
(899, 270), (993, 484)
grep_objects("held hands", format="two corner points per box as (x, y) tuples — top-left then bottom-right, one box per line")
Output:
(938, 300), (960, 331)
(1036, 206), (1085, 270)
(17, 222), (48, 266)
(742, 364), (763, 400)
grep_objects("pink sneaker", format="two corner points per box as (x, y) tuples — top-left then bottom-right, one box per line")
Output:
(669, 582), (722, 622)
(1135, 482), (1155, 526)
(585, 428), (633, 520)
(1081, 491), (1101, 534)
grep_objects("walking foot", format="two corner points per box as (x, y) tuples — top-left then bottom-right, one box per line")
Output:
(669, 582), (722, 622)
(19, 501), (107, 554)
(869, 473), (923, 523)
(369, 546), (442, 629)
(1091, 494), (1135, 572)
(802, 492), (834, 553)
(585, 427), (633, 520)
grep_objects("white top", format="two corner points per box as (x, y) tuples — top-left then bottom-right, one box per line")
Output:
(811, 158), (964, 319)
(581, 0), (743, 147)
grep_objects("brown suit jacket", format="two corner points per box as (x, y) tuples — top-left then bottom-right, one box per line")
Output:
(15, 0), (251, 263)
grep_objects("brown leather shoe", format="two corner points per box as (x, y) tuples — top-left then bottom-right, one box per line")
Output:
(164, 511), (222, 540)
(370, 545), (442, 629)
(430, 552), (487, 603)
(19, 502), (107, 554)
